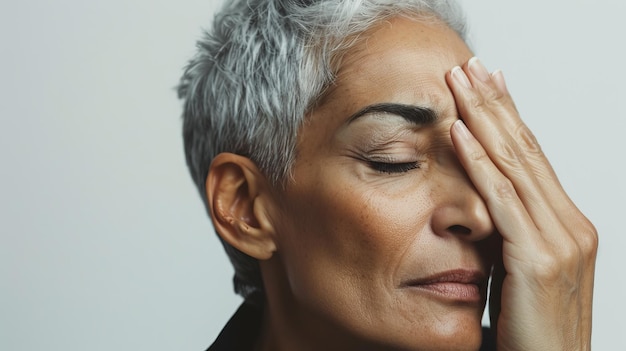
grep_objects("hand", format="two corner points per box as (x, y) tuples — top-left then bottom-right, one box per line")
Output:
(446, 57), (598, 351)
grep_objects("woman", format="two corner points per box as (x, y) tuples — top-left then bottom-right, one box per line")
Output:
(178, 0), (597, 350)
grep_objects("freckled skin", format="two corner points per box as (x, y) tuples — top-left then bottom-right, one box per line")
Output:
(259, 17), (496, 351)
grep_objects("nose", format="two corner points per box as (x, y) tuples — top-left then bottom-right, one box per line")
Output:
(430, 159), (495, 242)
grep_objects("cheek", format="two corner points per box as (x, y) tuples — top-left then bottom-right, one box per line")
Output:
(279, 175), (435, 291)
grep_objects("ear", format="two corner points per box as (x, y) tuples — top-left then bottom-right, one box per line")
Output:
(206, 153), (277, 260)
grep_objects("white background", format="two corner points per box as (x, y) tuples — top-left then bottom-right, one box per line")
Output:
(1, 0), (624, 349)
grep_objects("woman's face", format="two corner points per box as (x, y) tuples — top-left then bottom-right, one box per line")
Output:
(267, 17), (497, 350)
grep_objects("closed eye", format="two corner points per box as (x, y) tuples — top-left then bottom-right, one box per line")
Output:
(368, 161), (420, 174)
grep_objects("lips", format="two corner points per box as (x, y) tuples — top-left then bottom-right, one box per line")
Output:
(401, 269), (487, 303)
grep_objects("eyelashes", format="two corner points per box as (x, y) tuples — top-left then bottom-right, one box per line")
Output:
(368, 161), (421, 174)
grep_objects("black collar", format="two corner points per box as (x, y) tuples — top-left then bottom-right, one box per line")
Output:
(207, 299), (263, 351)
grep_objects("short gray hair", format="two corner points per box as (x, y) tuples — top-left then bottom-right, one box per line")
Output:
(177, 0), (467, 300)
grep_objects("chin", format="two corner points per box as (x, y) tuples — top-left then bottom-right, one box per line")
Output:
(421, 317), (484, 351)
(341, 307), (485, 351)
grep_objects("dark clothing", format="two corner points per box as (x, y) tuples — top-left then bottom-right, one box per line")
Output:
(207, 301), (496, 351)
(207, 300), (263, 351)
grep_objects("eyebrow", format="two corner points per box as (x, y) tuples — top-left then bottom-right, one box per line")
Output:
(347, 103), (438, 125)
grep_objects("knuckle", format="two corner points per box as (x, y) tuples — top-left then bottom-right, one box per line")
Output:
(481, 84), (515, 111)
(492, 178), (516, 200)
(524, 225), (596, 286)
(578, 220), (599, 258)
(467, 93), (487, 112)
(515, 124), (543, 156)
(531, 250), (561, 280)
(559, 240), (583, 267)
(469, 150), (488, 162)
(498, 138), (524, 166)
(484, 85), (504, 103)
(532, 244), (579, 282)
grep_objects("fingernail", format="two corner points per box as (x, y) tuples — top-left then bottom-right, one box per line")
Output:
(468, 57), (490, 82)
(452, 66), (471, 88)
(453, 120), (471, 140)
(491, 69), (510, 94)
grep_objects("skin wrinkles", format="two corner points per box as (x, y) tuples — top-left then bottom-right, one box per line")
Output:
(339, 113), (467, 186)
(257, 16), (496, 351)
(337, 121), (423, 173)
(201, 2), (597, 348)
(339, 105), (441, 174)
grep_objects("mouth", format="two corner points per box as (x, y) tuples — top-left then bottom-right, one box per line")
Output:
(400, 269), (487, 304)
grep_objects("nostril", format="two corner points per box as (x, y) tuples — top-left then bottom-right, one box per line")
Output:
(448, 225), (472, 236)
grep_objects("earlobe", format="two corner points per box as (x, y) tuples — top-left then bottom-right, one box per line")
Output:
(206, 153), (277, 260)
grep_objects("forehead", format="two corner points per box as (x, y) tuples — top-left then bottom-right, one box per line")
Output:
(319, 15), (473, 120)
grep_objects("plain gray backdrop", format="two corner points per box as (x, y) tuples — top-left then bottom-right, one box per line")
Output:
(1, 0), (624, 349)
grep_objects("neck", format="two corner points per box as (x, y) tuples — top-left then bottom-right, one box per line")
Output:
(256, 258), (382, 351)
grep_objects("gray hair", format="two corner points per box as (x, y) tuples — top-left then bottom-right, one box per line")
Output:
(177, 0), (467, 300)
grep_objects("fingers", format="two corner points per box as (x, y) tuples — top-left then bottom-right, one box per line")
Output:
(463, 59), (575, 220)
(448, 58), (598, 349)
(448, 61), (561, 239)
(449, 58), (597, 246)
(450, 118), (540, 247)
